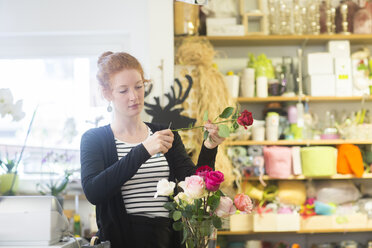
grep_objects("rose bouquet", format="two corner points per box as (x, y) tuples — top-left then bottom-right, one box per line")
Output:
(155, 166), (253, 248)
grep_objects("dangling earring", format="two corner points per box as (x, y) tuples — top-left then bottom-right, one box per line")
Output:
(107, 102), (113, 112)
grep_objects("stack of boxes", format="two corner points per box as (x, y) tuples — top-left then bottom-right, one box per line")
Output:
(304, 40), (352, 96)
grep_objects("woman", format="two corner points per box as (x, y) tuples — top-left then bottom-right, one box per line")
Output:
(80, 52), (225, 248)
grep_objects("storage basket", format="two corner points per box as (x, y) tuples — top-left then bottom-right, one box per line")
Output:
(300, 146), (337, 177)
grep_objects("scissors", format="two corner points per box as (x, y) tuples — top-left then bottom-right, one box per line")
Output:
(155, 122), (172, 158)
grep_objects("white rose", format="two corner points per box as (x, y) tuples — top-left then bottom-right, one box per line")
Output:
(174, 192), (193, 205)
(154, 179), (176, 198)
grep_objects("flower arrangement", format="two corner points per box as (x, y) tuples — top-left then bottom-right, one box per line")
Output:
(172, 107), (253, 140)
(155, 166), (253, 248)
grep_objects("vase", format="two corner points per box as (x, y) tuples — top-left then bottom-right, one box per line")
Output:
(184, 219), (217, 248)
(0, 173), (19, 195)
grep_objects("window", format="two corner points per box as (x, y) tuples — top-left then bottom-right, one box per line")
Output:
(0, 57), (111, 174)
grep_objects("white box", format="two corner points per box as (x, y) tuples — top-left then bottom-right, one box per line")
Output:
(305, 74), (336, 96)
(305, 53), (334, 75)
(327, 40), (350, 58)
(253, 213), (300, 232)
(230, 213), (253, 231)
(334, 58), (353, 96)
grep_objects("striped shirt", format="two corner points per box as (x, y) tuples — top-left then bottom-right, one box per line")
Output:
(116, 128), (170, 218)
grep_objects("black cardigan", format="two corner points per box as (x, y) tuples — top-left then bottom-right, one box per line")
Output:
(80, 123), (218, 247)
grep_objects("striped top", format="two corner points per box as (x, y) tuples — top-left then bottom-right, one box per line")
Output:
(116, 127), (170, 218)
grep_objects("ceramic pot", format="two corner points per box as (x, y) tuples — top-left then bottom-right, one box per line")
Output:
(0, 173), (19, 195)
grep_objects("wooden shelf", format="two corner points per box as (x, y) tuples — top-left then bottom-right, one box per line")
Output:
(243, 173), (372, 181)
(236, 96), (372, 103)
(218, 228), (372, 235)
(225, 139), (372, 146)
(181, 34), (372, 46)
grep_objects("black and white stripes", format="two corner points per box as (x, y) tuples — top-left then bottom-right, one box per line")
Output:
(116, 130), (170, 218)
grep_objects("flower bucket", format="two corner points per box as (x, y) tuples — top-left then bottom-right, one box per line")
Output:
(0, 173), (19, 195)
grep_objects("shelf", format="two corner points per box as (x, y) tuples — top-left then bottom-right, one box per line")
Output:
(181, 34), (372, 46)
(225, 139), (372, 146)
(236, 96), (372, 103)
(243, 173), (372, 181)
(218, 228), (372, 235)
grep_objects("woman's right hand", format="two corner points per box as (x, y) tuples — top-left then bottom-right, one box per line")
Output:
(142, 129), (174, 156)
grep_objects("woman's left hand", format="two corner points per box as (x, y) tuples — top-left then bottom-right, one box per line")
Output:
(203, 120), (225, 149)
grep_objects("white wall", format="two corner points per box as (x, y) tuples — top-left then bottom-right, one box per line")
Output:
(0, 0), (174, 98)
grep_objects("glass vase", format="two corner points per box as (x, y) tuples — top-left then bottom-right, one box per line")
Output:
(184, 218), (217, 248)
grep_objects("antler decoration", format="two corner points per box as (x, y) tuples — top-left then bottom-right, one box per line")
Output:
(144, 75), (196, 129)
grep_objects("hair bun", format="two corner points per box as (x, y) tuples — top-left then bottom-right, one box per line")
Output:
(97, 51), (114, 65)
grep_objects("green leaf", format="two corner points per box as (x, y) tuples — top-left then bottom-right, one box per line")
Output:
(186, 238), (195, 248)
(207, 194), (221, 211)
(203, 110), (209, 121)
(218, 124), (230, 138)
(173, 210), (182, 221)
(203, 130), (209, 140)
(182, 227), (188, 244)
(212, 216), (222, 229)
(173, 221), (183, 231)
(219, 107), (234, 119)
(164, 202), (176, 211)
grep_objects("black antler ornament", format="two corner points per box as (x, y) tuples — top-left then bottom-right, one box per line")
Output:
(144, 75), (196, 129)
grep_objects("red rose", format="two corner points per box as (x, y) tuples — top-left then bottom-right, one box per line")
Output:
(237, 110), (253, 129)
(205, 171), (224, 191)
(195, 165), (212, 179)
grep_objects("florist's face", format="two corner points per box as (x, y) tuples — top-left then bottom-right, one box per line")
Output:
(109, 69), (145, 118)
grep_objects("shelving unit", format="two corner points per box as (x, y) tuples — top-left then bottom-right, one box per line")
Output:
(243, 173), (372, 181)
(218, 228), (372, 235)
(176, 34), (372, 46)
(175, 33), (372, 246)
(226, 139), (372, 146)
(236, 96), (372, 103)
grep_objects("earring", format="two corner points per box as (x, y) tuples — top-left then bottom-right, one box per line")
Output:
(107, 102), (113, 112)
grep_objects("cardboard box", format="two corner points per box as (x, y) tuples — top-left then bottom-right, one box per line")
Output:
(305, 75), (336, 96)
(305, 53), (334, 75)
(230, 213), (253, 232)
(334, 58), (352, 96)
(301, 214), (368, 231)
(327, 40), (350, 58)
(253, 213), (300, 232)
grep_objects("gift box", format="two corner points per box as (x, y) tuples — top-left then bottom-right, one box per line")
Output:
(253, 213), (300, 232)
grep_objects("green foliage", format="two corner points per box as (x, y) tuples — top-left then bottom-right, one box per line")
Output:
(0, 158), (16, 173)
(37, 171), (72, 197)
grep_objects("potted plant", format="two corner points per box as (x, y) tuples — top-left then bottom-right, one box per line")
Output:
(0, 88), (36, 195)
(37, 150), (75, 207)
(0, 157), (19, 194)
(37, 170), (72, 207)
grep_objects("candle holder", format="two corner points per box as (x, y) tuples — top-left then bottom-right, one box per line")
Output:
(341, 3), (351, 34)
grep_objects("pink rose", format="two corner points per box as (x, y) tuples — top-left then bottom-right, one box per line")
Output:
(205, 171), (224, 191)
(179, 175), (205, 199)
(195, 165), (212, 179)
(215, 196), (236, 218)
(234, 193), (253, 213)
